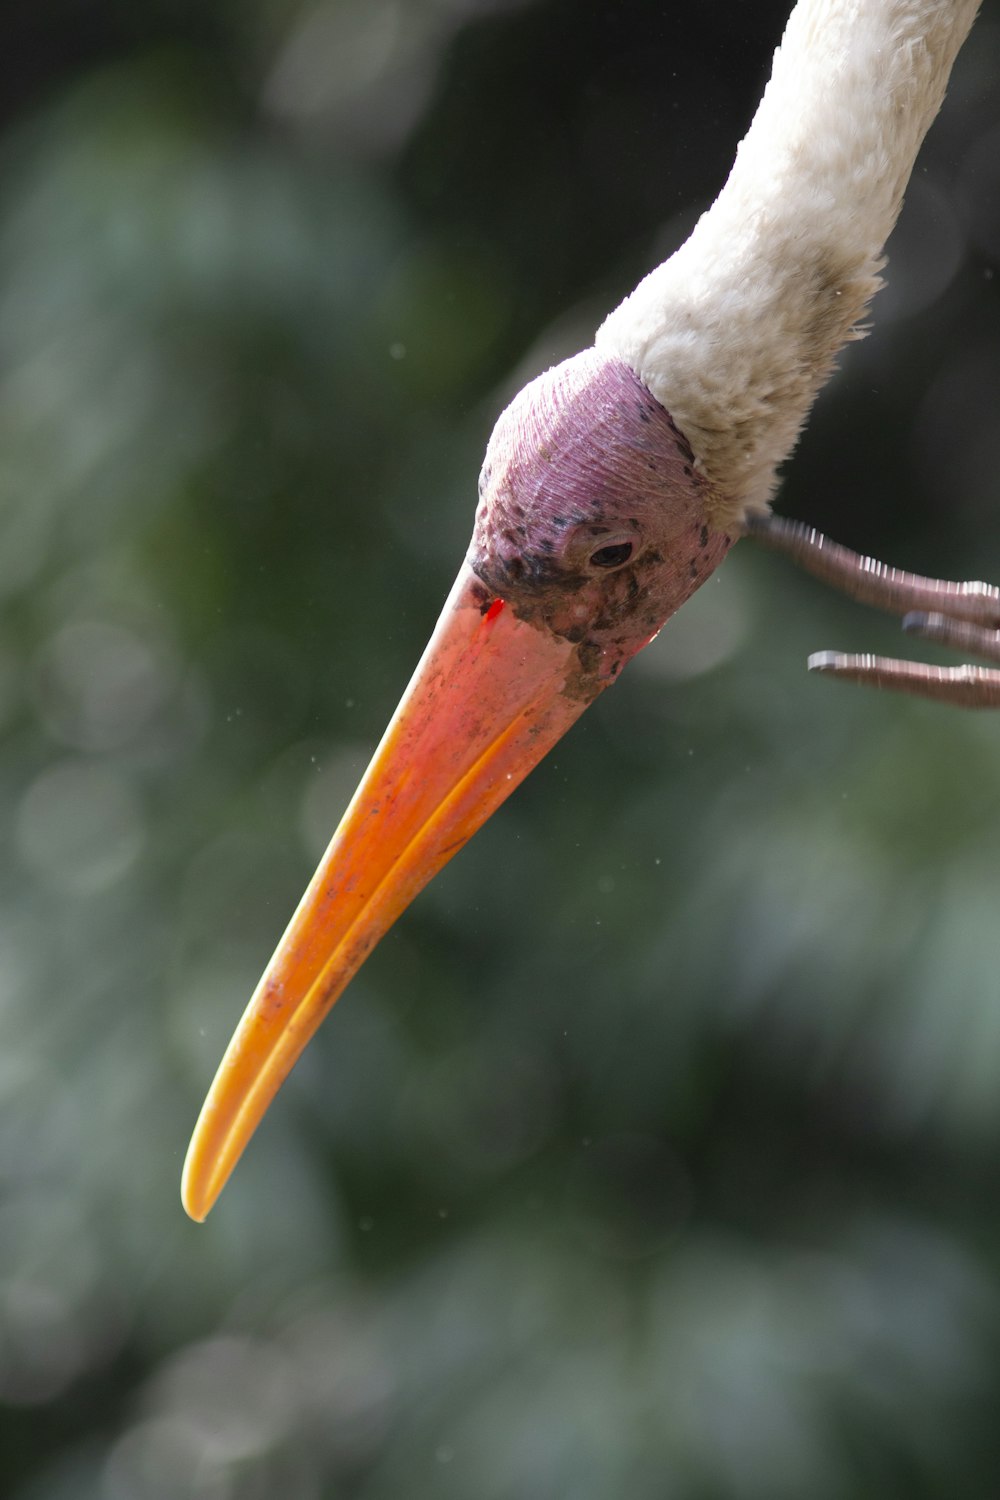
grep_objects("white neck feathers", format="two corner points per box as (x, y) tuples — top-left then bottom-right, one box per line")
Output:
(596, 0), (980, 526)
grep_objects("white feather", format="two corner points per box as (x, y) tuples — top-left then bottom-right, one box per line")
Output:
(596, 0), (980, 527)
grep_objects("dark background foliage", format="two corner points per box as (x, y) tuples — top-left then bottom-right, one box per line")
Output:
(2, 1), (1000, 1495)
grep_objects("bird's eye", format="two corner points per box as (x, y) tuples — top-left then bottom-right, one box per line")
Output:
(589, 541), (634, 570)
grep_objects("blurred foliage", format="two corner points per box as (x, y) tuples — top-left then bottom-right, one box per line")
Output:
(1, 0), (1000, 1496)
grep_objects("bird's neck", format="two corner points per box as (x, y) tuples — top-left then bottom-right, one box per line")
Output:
(596, 0), (979, 526)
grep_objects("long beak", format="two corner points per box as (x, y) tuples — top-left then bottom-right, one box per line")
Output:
(182, 563), (594, 1220)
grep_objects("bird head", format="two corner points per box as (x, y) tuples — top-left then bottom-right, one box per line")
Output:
(182, 347), (733, 1220)
(470, 347), (731, 695)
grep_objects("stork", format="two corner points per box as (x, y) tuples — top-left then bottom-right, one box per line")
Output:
(182, 0), (996, 1221)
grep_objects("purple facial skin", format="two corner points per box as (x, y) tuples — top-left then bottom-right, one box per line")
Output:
(469, 348), (733, 699)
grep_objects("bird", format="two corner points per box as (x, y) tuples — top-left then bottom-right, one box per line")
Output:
(182, 0), (995, 1221)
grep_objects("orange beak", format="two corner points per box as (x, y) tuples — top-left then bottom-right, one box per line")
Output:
(181, 563), (596, 1220)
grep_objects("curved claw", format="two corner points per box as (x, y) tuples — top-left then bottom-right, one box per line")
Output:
(902, 611), (1000, 666)
(807, 650), (1000, 708)
(748, 514), (1000, 708)
(746, 515), (1000, 626)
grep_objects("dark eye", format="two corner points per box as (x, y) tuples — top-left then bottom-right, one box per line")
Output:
(589, 541), (634, 570)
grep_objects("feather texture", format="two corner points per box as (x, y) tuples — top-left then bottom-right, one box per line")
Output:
(596, 0), (980, 526)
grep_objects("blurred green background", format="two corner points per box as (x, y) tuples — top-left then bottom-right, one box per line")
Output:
(2, 1), (1000, 1495)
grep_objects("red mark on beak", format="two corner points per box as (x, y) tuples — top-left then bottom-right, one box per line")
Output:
(485, 598), (505, 623)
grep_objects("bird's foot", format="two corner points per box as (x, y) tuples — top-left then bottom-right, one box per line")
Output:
(746, 513), (1000, 708)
